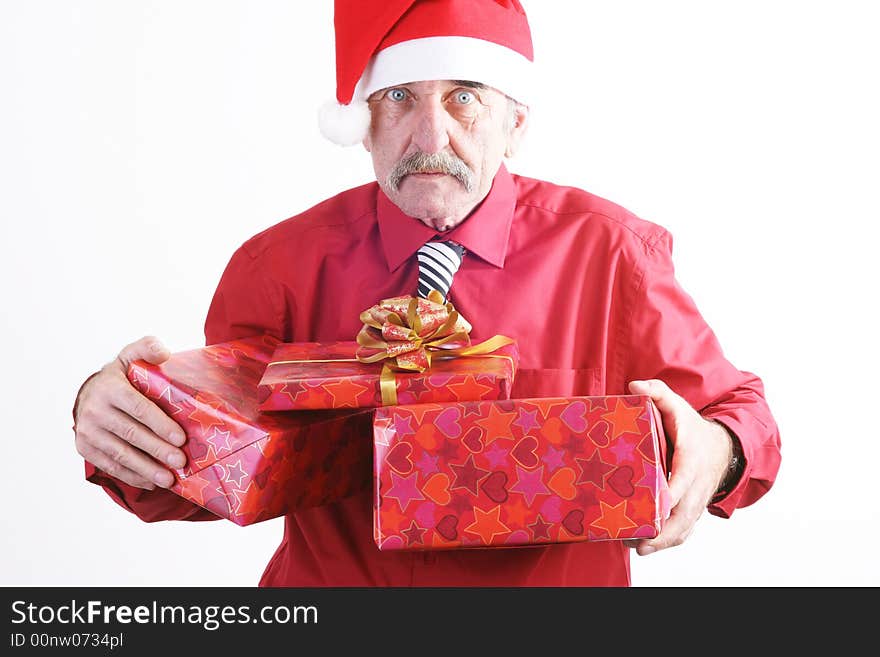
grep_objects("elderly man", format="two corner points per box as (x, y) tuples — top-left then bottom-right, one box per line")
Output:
(73, 0), (781, 586)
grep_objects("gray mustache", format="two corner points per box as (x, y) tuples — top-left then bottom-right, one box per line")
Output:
(387, 152), (475, 193)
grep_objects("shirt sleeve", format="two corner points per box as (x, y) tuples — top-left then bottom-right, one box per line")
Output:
(623, 227), (782, 519)
(203, 242), (289, 346)
(81, 243), (289, 522)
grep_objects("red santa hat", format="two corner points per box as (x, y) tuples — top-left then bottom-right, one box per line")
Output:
(319, 0), (535, 146)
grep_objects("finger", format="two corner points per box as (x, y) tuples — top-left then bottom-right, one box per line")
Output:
(664, 451), (698, 507)
(82, 425), (178, 488)
(99, 406), (187, 470)
(639, 493), (703, 554)
(117, 335), (172, 368)
(664, 473), (688, 509)
(109, 378), (187, 447)
(634, 515), (684, 555)
(76, 433), (159, 490)
(627, 379), (686, 418)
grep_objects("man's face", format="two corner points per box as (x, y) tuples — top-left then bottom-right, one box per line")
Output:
(363, 79), (528, 231)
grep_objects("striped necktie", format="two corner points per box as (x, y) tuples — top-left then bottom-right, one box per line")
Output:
(416, 240), (465, 302)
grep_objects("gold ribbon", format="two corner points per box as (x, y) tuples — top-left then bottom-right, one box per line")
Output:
(379, 363), (399, 407)
(269, 358), (359, 365)
(356, 291), (515, 405)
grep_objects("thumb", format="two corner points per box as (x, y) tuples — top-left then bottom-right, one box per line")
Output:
(627, 379), (657, 397)
(117, 335), (172, 369)
(628, 379), (650, 394)
(628, 378), (682, 417)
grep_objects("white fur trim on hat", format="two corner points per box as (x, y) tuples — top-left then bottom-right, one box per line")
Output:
(318, 99), (371, 147)
(358, 36), (533, 105)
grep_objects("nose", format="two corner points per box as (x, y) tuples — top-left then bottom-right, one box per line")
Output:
(411, 96), (452, 154)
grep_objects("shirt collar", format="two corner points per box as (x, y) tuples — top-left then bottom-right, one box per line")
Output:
(377, 163), (516, 272)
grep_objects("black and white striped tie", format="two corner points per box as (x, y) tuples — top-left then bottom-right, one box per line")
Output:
(416, 240), (465, 302)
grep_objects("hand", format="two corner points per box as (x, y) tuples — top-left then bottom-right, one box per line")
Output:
(73, 336), (187, 490)
(624, 379), (733, 556)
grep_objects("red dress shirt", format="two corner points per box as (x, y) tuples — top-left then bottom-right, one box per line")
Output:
(84, 164), (781, 586)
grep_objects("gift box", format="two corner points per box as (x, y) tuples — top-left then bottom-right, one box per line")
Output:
(126, 335), (374, 526)
(372, 395), (671, 550)
(257, 340), (519, 411)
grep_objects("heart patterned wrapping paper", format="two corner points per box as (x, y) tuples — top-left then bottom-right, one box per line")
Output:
(373, 395), (671, 549)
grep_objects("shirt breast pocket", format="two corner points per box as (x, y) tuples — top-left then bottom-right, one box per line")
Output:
(511, 367), (604, 399)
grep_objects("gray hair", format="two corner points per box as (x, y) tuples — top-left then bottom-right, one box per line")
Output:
(387, 151), (476, 192)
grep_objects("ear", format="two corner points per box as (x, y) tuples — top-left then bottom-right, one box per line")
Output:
(363, 132), (372, 153)
(504, 103), (530, 158)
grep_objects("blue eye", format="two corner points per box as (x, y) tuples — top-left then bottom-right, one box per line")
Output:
(454, 90), (475, 104)
(387, 88), (407, 102)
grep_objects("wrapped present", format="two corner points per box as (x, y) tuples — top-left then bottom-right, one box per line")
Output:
(126, 335), (373, 526)
(372, 395), (671, 550)
(258, 292), (518, 411)
(257, 340), (518, 411)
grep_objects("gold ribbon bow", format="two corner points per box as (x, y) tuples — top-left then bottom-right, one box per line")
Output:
(355, 290), (514, 405)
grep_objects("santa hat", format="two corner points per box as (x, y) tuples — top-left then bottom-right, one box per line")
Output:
(319, 0), (535, 146)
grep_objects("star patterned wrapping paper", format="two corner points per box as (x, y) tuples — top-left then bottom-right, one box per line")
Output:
(373, 395), (672, 550)
(257, 341), (518, 411)
(126, 335), (374, 526)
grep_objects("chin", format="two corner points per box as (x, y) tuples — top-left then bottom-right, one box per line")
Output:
(423, 216), (460, 231)
(409, 207), (457, 230)
(397, 196), (463, 226)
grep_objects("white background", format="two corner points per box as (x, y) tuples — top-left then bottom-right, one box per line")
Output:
(2, 1), (878, 587)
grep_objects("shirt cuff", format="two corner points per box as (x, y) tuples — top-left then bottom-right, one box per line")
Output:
(700, 412), (751, 519)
